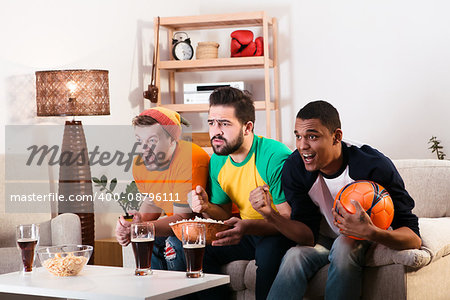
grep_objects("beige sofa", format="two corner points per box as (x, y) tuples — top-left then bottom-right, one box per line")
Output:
(223, 159), (450, 300)
(0, 154), (82, 274)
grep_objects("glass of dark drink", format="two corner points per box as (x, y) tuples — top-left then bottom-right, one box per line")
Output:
(181, 223), (206, 278)
(16, 224), (40, 273)
(131, 222), (155, 276)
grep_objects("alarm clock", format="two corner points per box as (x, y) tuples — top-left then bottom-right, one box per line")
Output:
(172, 32), (194, 60)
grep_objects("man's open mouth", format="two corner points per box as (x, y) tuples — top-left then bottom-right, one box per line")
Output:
(302, 153), (316, 163)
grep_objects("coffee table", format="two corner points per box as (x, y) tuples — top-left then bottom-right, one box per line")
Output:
(0, 265), (230, 299)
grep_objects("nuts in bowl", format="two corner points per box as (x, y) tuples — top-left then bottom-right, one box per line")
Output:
(170, 217), (232, 244)
(37, 245), (92, 276)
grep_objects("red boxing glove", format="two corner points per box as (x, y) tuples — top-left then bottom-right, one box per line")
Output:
(230, 39), (242, 57)
(230, 30), (254, 45)
(230, 30), (265, 57)
(239, 41), (257, 56)
(255, 37), (264, 56)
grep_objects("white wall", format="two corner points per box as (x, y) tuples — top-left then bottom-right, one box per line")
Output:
(193, 0), (450, 159)
(0, 0), (202, 239)
(1, 0), (449, 238)
(287, 0), (450, 159)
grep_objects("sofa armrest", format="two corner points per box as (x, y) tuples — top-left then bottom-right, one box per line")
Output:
(50, 213), (82, 245)
(38, 219), (52, 246)
(366, 243), (432, 268)
(366, 217), (450, 268)
(221, 260), (252, 292)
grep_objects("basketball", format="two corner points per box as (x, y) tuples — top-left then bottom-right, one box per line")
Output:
(333, 180), (394, 239)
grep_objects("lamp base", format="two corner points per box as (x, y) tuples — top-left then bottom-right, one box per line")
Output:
(58, 120), (95, 264)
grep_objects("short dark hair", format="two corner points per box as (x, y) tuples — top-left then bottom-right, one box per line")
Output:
(132, 115), (158, 126)
(297, 100), (341, 133)
(209, 87), (255, 125)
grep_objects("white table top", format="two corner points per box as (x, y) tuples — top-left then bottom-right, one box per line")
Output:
(0, 265), (230, 300)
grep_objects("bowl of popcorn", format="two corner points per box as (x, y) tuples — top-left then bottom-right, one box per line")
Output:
(37, 245), (92, 276)
(169, 217), (232, 244)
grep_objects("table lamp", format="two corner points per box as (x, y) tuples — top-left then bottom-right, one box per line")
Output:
(35, 70), (110, 257)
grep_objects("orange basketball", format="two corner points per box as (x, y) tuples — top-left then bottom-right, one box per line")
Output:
(333, 180), (394, 239)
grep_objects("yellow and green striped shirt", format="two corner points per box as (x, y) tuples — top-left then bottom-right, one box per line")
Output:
(209, 135), (291, 220)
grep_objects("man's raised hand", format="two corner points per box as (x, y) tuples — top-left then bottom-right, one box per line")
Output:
(190, 185), (210, 214)
(249, 184), (273, 217)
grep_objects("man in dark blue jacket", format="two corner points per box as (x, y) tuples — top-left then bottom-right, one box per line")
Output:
(250, 100), (421, 300)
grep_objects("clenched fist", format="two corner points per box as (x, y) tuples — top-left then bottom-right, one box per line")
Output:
(190, 185), (210, 214)
(249, 184), (273, 217)
(115, 212), (142, 246)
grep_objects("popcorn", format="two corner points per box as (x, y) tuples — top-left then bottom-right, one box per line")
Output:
(169, 216), (225, 226)
(42, 253), (88, 276)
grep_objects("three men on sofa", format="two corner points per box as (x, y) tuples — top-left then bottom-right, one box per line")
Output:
(117, 86), (421, 299)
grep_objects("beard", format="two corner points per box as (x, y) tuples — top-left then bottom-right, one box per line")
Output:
(211, 132), (244, 156)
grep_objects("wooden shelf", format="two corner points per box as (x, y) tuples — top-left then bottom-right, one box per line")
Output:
(160, 11), (270, 31)
(159, 57), (273, 72)
(153, 11), (281, 139)
(161, 101), (274, 112)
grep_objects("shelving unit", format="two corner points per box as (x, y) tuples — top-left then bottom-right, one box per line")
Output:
(154, 11), (280, 139)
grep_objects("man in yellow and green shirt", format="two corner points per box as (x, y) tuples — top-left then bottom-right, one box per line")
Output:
(191, 87), (294, 300)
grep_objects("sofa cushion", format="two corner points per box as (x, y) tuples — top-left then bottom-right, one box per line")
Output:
(419, 217), (450, 262)
(393, 159), (450, 218)
(0, 246), (46, 275)
(0, 247), (21, 274)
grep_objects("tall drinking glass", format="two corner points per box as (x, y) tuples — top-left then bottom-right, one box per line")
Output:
(182, 223), (206, 278)
(16, 224), (40, 273)
(131, 222), (155, 276)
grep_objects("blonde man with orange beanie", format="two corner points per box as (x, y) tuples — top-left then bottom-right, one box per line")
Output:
(115, 107), (210, 271)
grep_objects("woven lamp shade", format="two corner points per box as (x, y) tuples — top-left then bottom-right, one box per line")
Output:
(35, 70), (110, 116)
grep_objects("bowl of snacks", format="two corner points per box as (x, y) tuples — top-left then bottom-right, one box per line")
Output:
(37, 245), (92, 276)
(169, 217), (232, 244)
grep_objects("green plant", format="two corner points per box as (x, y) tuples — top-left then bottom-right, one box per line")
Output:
(428, 136), (446, 160)
(92, 175), (142, 216)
